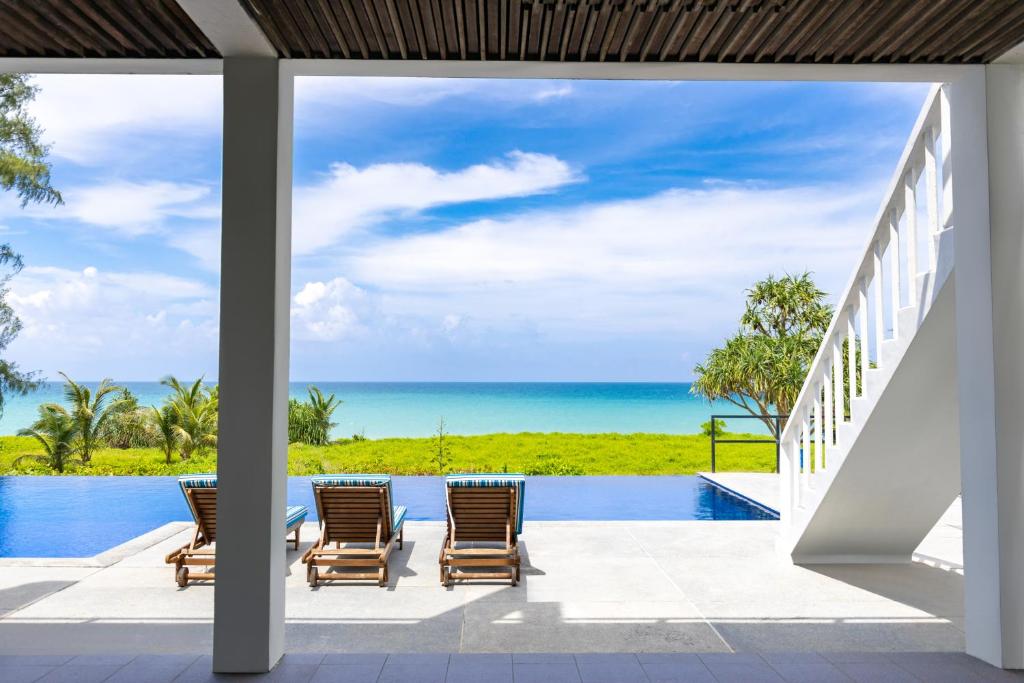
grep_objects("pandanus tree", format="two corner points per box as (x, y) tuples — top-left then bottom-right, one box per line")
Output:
(16, 404), (81, 473)
(691, 273), (833, 439)
(60, 373), (122, 463)
(288, 386), (341, 446)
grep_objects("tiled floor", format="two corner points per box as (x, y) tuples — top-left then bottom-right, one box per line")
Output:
(0, 652), (1020, 682)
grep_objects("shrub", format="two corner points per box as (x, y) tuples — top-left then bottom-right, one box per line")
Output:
(524, 453), (585, 476)
(288, 386), (340, 446)
(101, 388), (156, 448)
(700, 418), (727, 437)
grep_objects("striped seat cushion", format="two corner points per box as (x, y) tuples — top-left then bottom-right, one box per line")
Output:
(446, 474), (526, 535)
(178, 475), (308, 531)
(392, 505), (407, 532)
(286, 505), (308, 529)
(311, 474), (400, 532)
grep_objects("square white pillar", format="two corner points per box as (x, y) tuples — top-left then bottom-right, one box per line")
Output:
(213, 57), (293, 674)
(953, 64), (1024, 669)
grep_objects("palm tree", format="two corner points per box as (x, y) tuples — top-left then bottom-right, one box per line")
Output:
(60, 372), (122, 462)
(149, 405), (178, 464)
(162, 376), (218, 460)
(16, 404), (80, 473)
(307, 386), (340, 446)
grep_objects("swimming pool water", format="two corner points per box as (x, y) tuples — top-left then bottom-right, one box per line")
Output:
(0, 475), (777, 558)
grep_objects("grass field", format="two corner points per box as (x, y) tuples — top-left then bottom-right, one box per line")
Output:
(0, 431), (778, 476)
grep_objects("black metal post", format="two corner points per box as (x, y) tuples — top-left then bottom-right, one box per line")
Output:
(711, 416), (717, 473)
(775, 416), (781, 473)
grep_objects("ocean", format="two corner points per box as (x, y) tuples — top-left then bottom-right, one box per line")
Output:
(0, 381), (767, 439)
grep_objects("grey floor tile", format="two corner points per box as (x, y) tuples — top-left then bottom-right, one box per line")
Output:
(513, 653), (576, 664)
(378, 654), (449, 683)
(0, 657), (74, 667)
(68, 655), (136, 667)
(106, 654), (199, 683)
(638, 653), (715, 683)
(574, 654), (647, 683)
(321, 654), (387, 667)
(445, 653), (512, 683)
(833, 661), (921, 683)
(887, 652), (997, 682)
(700, 655), (778, 683)
(36, 665), (126, 683)
(945, 653), (1024, 681)
(0, 665), (56, 683)
(513, 662), (583, 683)
(310, 664), (384, 683)
(760, 652), (851, 682)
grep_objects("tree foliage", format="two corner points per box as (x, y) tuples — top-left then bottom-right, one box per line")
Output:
(160, 376), (218, 460)
(288, 386), (341, 446)
(16, 404), (81, 473)
(1, 75), (61, 207)
(691, 273), (833, 438)
(0, 74), (61, 420)
(60, 373), (123, 463)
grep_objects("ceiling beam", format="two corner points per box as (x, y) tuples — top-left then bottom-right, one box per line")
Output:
(177, 0), (276, 57)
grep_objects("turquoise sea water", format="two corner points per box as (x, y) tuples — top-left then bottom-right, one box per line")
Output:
(0, 381), (767, 439)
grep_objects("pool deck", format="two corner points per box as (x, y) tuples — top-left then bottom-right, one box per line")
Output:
(0, 474), (990, 679)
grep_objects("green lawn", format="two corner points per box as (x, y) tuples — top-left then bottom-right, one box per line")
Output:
(0, 432), (778, 476)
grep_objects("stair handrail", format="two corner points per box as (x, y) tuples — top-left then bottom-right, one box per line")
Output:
(779, 84), (947, 501)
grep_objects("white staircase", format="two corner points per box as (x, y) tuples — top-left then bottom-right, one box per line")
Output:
(780, 85), (962, 564)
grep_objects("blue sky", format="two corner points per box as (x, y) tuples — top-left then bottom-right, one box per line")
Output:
(0, 76), (930, 382)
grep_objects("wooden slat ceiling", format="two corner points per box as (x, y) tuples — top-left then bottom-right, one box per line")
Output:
(0, 0), (218, 58)
(239, 0), (1024, 64)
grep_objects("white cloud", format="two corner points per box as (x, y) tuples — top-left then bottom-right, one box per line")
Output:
(30, 75), (222, 164)
(168, 227), (221, 271)
(346, 182), (877, 336)
(292, 151), (580, 254)
(291, 277), (371, 341)
(51, 181), (213, 236)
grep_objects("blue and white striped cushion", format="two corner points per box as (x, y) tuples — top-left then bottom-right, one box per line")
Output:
(392, 505), (407, 532)
(286, 505), (308, 529)
(446, 474), (526, 535)
(178, 475), (308, 531)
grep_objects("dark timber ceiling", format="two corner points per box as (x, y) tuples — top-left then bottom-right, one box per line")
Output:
(239, 0), (1024, 63)
(0, 0), (1020, 63)
(0, 1), (218, 58)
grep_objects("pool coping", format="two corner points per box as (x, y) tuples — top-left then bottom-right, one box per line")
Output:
(697, 473), (780, 518)
(0, 521), (191, 568)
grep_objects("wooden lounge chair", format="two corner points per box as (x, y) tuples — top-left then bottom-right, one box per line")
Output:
(302, 475), (407, 587)
(439, 474), (525, 587)
(164, 475), (307, 587)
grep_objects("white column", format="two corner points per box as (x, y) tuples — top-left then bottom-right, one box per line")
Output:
(949, 65), (1023, 669)
(213, 58), (293, 674)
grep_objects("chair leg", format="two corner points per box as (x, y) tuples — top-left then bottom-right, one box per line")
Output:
(399, 527), (404, 550)
(292, 526), (301, 550)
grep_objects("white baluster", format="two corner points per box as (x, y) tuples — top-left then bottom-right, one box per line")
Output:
(848, 310), (857, 402)
(801, 412), (811, 491)
(939, 85), (954, 232)
(904, 169), (918, 304)
(790, 433), (801, 507)
(833, 331), (844, 425)
(823, 358), (833, 448)
(814, 386), (823, 472)
(780, 437), (792, 520)
(859, 279), (869, 391)
(924, 126), (940, 270)
(873, 241), (884, 350)
(889, 208), (900, 338)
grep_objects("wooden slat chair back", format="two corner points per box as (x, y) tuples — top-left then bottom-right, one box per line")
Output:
(302, 476), (406, 587)
(439, 474), (525, 587)
(165, 475), (306, 587)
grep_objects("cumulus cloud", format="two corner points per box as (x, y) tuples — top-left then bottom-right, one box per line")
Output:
(292, 151), (580, 254)
(291, 277), (372, 341)
(7, 266), (217, 377)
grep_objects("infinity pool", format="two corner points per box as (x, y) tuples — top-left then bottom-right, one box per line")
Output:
(0, 475), (776, 557)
